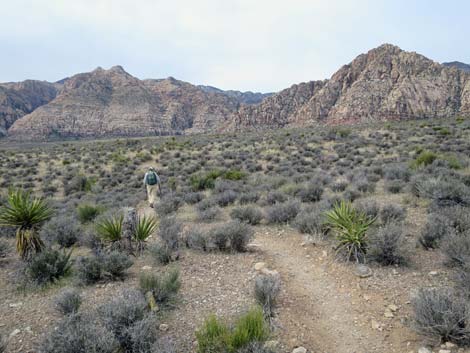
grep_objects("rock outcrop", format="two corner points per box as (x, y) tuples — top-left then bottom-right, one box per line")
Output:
(443, 61), (470, 73)
(8, 67), (240, 139)
(6, 44), (470, 139)
(234, 44), (470, 129)
(0, 80), (58, 136)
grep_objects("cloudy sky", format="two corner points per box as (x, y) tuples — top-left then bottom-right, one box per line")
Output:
(1, 0), (469, 92)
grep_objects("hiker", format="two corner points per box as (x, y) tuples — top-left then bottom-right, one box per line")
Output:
(143, 167), (161, 208)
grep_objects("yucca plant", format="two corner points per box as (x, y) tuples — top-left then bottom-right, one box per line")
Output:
(0, 189), (54, 260)
(133, 215), (158, 254)
(325, 200), (376, 263)
(96, 214), (123, 246)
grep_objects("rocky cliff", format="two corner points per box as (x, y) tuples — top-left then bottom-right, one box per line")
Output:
(234, 44), (470, 129)
(0, 80), (59, 136)
(6, 44), (470, 139)
(8, 67), (240, 139)
(443, 61), (470, 73)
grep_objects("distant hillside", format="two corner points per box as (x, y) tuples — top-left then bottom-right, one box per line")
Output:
(198, 85), (273, 104)
(443, 61), (470, 72)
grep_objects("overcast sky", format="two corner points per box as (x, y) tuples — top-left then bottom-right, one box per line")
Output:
(1, 0), (469, 92)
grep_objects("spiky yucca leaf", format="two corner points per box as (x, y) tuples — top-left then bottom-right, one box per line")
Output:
(96, 214), (123, 242)
(325, 200), (376, 262)
(134, 214), (158, 254)
(0, 189), (53, 259)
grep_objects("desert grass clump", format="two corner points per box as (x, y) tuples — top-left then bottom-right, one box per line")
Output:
(26, 248), (73, 285)
(211, 220), (254, 252)
(139, 268), (181, 306)
(265, 200), (300, 224)
(325, 200), (376, 262)
(40, 313), (119, 353)
(254, 274), (281, 318)
(412, 287), (470, 345)
(230, 206), (263, 225)
(196, 308), (269, 353)
(54, 287), (82, 315)
(368, 222), (407, 266)
(77, 204), (103, 223)
(0, 189), (54, 259)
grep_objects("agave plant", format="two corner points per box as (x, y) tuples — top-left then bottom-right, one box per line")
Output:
(96, 213), (124, 247)
(0, 189), (54, 260)
(325, 200), (376, 263)
(133, 215), (158, 254)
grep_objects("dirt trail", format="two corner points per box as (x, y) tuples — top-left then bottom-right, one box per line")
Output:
(254, 228), (415, 353)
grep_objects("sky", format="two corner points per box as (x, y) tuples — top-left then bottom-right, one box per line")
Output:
(1, 0), (469, 92)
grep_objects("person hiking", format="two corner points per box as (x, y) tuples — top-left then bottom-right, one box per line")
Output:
(143, 167), (161, 208)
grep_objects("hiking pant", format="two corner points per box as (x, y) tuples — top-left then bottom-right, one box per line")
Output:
(146, 184), (158, 206)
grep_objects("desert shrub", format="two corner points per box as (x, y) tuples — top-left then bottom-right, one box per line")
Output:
(342, 188), (361, 202)
(354, 200), (379, 219)
(298, 183), (323, 202)
(230, 308), (269, 351)
(265, 200), (300, 224)
(149, 243), (173, 265)
(155, 193), (183, 215)
(40, 216), (81, 248)
(64, 175), (96, 195)
(325, 200), (376, 262)
(196, 308), (269, 353)
(442, 206), (470, 234)
(239, 192), (260, 205)
(418, 178), (470, 208)
(184, 192), (204, 205)
(254, 274), (281, 318)
(196, 315), (230, 353)
(454, 264), (470, 298)
(124, 314), (159, 353)
(419, 214), (454, 249)
(265, 191), (287, 205)
(211, 221), (254, 252)
(27, 248), (73, 285)
(197, 206), (221, 222)
(235, 342), (275, 353)
(0, 334), (6, 353)
(441, 232), (470, 268)
(77, 204), (103, 223)
(40, 313), (119, 353)
(384, 164), (411, 181)
(98, 289), (147, 350)
(183, 228), (208, 251)
(412, 287), (470, 345)
(75, 255), (103, 285)
(331, 180), (348, 192)
(385, 181), (403, 194)
(216, 190), (238, 207)
(368, 222), (407, 266)
(230, 206), (263, 225)
(101, 251), (133, 280)
(223, 169), (247, 181)
(294, 207), (327, 236)
(190, 170), (223, 191)
(139, 268), (181, 305)
(158, 216), (182, 250)
(379, 204), (406, 224)
(411, 150), (438, 169)
(54, 287), (82, 315)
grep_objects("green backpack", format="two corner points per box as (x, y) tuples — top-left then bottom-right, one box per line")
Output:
(146, 172), (158, 185)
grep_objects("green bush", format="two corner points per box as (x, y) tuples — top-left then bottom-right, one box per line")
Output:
(27, 248), (73, 285)
(325, 201), (376, 262)
(196, 308), (269, 353)
(139, 268), (181, 305)
(411, 150), (438, 169)
(77, 204), (103, 223)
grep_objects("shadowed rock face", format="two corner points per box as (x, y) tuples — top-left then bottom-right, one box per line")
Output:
(234, 44), (470, 129)
(0, 80), (59, 136)
(5, 44), (470, 140)
(443, 61), (470, 73)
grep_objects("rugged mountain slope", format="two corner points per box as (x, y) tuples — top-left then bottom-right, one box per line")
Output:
(8, 67), (240, 139)
(234, 44), (470, 129)
(198, 85), (273, 104)
(443, 61), (470, 73)
(0, 80), (59, 136)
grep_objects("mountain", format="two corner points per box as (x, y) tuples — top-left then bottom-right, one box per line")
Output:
(0, 80), (59, 136)
(443, 61), (470, 73)
(5, 44), (470, 140)
(8, 67), (240, 139)
(234, 44), (470, 129)
(198, 85), (273, 104)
